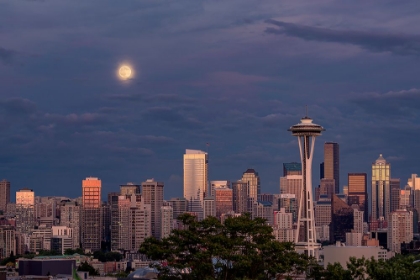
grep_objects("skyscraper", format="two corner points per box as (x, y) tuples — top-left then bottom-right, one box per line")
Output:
(390, 179), (400, 213)
(214, 186), (233, 219)
(142, 179), (164, 239)
(183, 149), (208, 202)
(232, 180), (248, 214)
(161, 205), (173, 239)
(324, 142), (339, 194)
(120, 183), (140, 196)
(371, 155), (390, 223)
(59, 201), (81, 248)
(283, 163), (302, 176)
(280, 174), (302, 214)
(241, 169), (260, 203)
(0, 180), (10, 213)
(330, 193), (354, 243)
(288, 116), (324, 257)
(81, 177), (102, 251)
(319, 178), (335, 199)
(16, 188), (36, 234)
(348, 173), (368, 222)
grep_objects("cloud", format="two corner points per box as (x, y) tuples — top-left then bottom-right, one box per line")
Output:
(0, 47), (16, 64)
(350, 88), (420, 116)
(142, 107), (203, 129)
(265, 19), (420, 56)
(0, 98), (37, 115)
(192, 71), (270, 87)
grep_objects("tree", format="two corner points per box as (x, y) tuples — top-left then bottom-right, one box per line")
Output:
(78, 261), (99, 276)
(140, 213), (309, 279)
(64, 248), (84, 255)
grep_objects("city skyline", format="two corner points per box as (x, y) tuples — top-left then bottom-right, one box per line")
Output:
(2, 1), (420, 200)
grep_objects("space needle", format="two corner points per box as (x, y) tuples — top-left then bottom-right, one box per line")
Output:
(288, 114), (325, 258)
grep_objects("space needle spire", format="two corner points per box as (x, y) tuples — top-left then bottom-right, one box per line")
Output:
(288, 115), (324, 258)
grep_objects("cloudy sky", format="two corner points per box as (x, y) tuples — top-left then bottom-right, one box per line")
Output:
(1, 0), (420, 200)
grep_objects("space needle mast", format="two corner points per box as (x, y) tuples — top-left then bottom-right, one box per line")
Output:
(288, 113), (325, 258)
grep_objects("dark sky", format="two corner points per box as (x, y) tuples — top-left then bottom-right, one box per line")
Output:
(1, 0), (420, 201)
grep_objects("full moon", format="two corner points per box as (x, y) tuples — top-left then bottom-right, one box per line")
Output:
(118, 65), (132, 80)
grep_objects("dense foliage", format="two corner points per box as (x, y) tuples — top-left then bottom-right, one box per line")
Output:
(78, 261), (100, 276)
(140, 213), (309, 279)
(93, 251), (123, 262)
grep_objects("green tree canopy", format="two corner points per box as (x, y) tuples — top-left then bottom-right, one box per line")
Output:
(140, 213), (309, 279)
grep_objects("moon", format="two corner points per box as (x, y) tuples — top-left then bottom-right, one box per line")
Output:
(118, 65), (132, 80)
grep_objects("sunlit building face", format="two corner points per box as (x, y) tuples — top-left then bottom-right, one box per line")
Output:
(183, 149), (208, 202)
(82, 177), (101, 208)
(16, 188), (35, 207)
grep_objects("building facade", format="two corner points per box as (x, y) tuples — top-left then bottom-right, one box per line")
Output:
(183, 149), (208, 202)
(371, 155), (391, 223)
(142, 179), (164, 239)
(0, 180), (10, 214)
(348, 173), (368, 222)
(388, 209), (413, 253)
(81, 177), (102, 251)
(323, 142), (340, 194)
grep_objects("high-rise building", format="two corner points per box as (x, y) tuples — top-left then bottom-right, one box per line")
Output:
(388, 209), (413, 253)
(272, 208), (295, 242)
(323, 142), (339, 194)
(183, 149), (208, 202)
(288, 116), (324, 257)
(16, 188), (36, 234)
(283, 163), (302, 176)
(280, 175), (302, 215)
(371, 155), (390, 223)
(120, 183), (140, 196)
(408, 174), (420, 226)
(232, 181), (248, 214)
(318, 178), (335, 200)
(0, 180), (10, 213)
(242, 169), (260, 204)
(390, 179), (400, 213)
(51, 226), (73, 254)
(161, 205), (173, 239)
(209, 181), (230, 198)
(168, 197), (188, 219)
(0, 225), (16, 259)
(142, 179), (164, 239)
(315, 199), (331, 228)
(214, 186), (233, 219)
(252, 201), (273, 225)
(348, 173), (368, 222)
(277, 194), (298, 223)
(330, 193), (354, 243)
(59, 201), (81, 249)
(203, 196), (216, 219)
(81, 177), (102, 251)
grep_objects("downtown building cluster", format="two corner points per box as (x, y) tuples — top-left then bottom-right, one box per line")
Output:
(0, 120), (419, 267)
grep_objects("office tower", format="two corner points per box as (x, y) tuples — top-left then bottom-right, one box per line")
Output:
(252, 201), (273, 225)
(0, 225), (16, 259)
(277, 194), (298, 223)
(120, 183), (140, 196)
(258, 193), (274, 202)
(319, 178), (335, 199)
(210, 181), (230, 197)
(168, 197), (188, 219)
(323, 142), (339, 194)
(371, 155), (390, 223)
(51, 226), (73, 254)
(242, 169), (260, 203)
(320, 162), (324, 180)
(59, 201), (81, 248)
(161, 205), (173, 239)
(390, 179), (400, 213)
(272, 208), (295, 242)
(288, 116), (324, 257)
(400, 187), (412, 210)
(142, 179), (164, 239)
(348, 173), (368, 222)
(35, 197), (58, 227)
(203, 197), (216, 219)
(388, 209), (413, 253)
(81, 177), (102, 251)
(101, 203), (111, 247)
(280, 175), (302, 214)
(188, 197), (204, 221)
(16, 188), (36, 234)
(183, 149), (208, 202)
(283, 163), (302, 176)
(232, 181), (248, 214)
(0, 180), (10, 213)
(315, 199), (331, 228)
(214, 186), (233, 219)
(330, 194), (354, 243)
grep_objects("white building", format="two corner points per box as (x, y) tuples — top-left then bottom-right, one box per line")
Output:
(272, 208), (295, 242)
(203, 196), (216, 219)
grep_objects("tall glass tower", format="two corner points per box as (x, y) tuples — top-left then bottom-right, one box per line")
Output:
(371, 154), (390, 223)
(288, 116), (324, 257)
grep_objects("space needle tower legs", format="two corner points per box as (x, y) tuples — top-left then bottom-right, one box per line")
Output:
(288, 115), (324, 258)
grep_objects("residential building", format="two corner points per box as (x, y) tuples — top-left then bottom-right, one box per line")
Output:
(16, 188), (36, 234)
(232, 180), (248, 214)
(388, 209), (413, 253)
(59, 201), (81, 249)
(161, 205), (173, 239)
(203, 196), (216, 219)
(81, 177), (102, 251)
